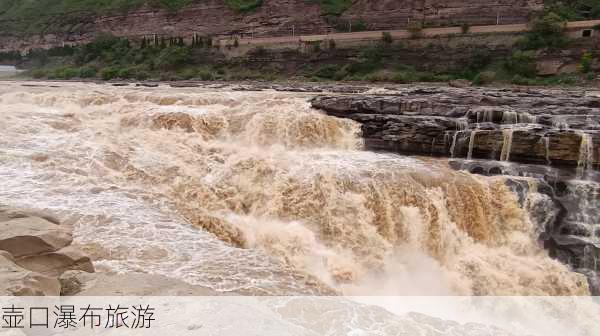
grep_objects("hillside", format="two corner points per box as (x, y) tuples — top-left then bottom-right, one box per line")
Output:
(0, 0), (545, 51)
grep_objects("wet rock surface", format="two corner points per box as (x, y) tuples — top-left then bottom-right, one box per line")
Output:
(450, 159), (600, 295)
(311, 86), (600, 295)
(311, 86), (600, 169)
(0, 251), (61, 296)
(0, 205), (216, 296)
(0, 206), (88, 295)
(59, 271), (219, 296)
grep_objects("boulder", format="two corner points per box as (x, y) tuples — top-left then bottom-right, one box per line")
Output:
(15, 245), (94, 276)
(59, 271), (219, 296)
(0, 251), (61, 296)
(0, 217), (72, 258)
(0, 206), (60, 225)
(536, 59), (563, 76)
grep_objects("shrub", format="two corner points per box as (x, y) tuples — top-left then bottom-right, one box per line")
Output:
(135, 70), (150, 80)
(461, 23), (470, 34)
(328, 39), (336, 50)
(391, 71), (418, 83)
(178, 68), (196, 79)
(314, 65), (341, 79)
(352, 19), (368, 32)
(225, 0), (263, 13)
(579, 51), (593, 73)
(100, 66), (120, 80)
(308, 41), (322, 53)
(520, 12), (568, 50)
(319, 0), (353, 16)
(472, 71), (496, 85)
(197, 69), (215, 81)
(504, 50), (537, 77)
(511, 74), (532, 85)
(117, 67), (133, 78)
(50, 67), (79, 79)
(155, 46), (190, 69)
(381, 32), (393, 44)
(407, 22), (423, 39)
(79, 66), (97, 78)
(233, 38), (240, 48)
(30, 69), (47, 79)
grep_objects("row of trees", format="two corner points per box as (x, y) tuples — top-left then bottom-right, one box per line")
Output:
(139, 34), (214, 49)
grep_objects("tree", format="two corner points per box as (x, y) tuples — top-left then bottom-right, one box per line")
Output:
(520, 12), (568, 49)
(381, 32), (393, 44)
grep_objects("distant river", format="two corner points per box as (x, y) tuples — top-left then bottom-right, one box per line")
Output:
(0, 65), (18, 77)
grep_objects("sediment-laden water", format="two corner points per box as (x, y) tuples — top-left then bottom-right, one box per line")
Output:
(0, 82), (590, 295)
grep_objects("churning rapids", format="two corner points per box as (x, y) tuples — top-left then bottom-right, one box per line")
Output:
(0, 82), (590, 296)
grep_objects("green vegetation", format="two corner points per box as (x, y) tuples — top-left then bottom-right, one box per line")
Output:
(316, 0), (353, 16)
(17, 33), (285, 82)
(579, 51), (593, 72)
(381, 32), (393, 44)
(461, 23), (470, 34)
(407, 22), (423, 39)
(545, 0), (600, 20)
(517, 12), (568, 50)
(504, 50), (537, 77)
(10, 1), (598, 88)
(224, 0), (263, 13)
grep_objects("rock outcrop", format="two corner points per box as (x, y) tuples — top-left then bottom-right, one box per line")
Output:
(312, 86), (600, 294)
(0, 216), (72, 258)
(311, 87), (600, 170)
(0, 206), (92, 296)
(0, 205), (220, 297)
(0, 251), (61, 296)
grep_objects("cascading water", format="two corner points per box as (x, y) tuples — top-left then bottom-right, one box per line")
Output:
(577, 132), (595, 179)
(500, 129), (514, 162)
(0, 82), (590, 296)
(467, 130), (477, 160)
(450, 118), (468, 158)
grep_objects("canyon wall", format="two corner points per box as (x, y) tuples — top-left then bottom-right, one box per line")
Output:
(0, 0), (543, 51)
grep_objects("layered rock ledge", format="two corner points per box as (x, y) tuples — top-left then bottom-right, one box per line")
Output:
(312, 86), (600, 295)
(311, 87), (600, 172)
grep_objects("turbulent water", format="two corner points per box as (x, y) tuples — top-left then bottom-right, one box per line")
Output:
(0, 82), (590, 296)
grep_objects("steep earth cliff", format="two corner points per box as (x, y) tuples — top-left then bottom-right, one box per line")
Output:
(0, 0), (543, 51)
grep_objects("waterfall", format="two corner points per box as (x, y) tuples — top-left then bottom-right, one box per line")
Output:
(518, 112), (537, 124)
(500, 129), (514, 162)
(467, 130), (478, 160)
(577, 132), (594, 179)
(477, 109), (494, 123)
(543, 136), (551, 165)
(501, 110), (518, 124)
(0, 83), (590, 296)
(450, 118), (469, 158)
